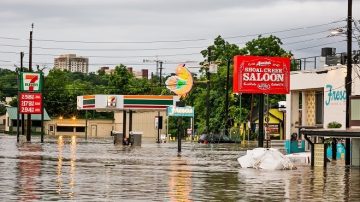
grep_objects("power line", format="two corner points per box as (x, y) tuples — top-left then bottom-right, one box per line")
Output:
(0, 19), (345, 44)
(224, 19), (345, 39)
(292, 40), (346, 51)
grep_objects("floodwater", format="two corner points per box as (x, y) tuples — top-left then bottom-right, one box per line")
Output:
(0, 134), (359, 202)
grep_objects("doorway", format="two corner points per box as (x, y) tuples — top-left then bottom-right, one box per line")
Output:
(91, 125), (97, 137)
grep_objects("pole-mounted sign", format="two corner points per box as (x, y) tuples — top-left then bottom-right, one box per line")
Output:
(167, 106), (194, 117)
(233, 56), (290, 94)
(19, 92), (42, 114)
(20, 72), (43, 92)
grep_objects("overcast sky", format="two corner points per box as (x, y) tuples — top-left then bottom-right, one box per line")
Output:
(0, 0), (359, 74)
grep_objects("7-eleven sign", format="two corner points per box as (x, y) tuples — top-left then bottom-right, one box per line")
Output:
(20, 72), (43, 92)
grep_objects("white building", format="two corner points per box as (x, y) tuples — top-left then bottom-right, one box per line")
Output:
(286, 65), (360, 139)
(54, 54), (89, 73)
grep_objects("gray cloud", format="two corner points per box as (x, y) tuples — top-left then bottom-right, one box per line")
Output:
(0, 0), (358, 73)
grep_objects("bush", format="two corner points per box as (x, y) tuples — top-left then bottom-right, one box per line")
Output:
(327, 121), (342, 128)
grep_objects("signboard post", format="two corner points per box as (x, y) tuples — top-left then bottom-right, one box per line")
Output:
(18, 72), (44, 142)
(233, 56), (290, 147)
(167, 106), (195, 153)
(314, 143), (326, 167)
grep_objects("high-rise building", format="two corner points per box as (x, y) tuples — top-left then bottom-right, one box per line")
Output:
(54, 54), (89, 73)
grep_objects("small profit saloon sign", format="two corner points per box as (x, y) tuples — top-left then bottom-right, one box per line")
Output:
(233, 56), (290, 94)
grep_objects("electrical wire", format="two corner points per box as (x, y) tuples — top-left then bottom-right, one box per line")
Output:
(0, 19), (345, 45)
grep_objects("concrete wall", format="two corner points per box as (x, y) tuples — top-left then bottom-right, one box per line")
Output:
(0, 114), (5, 132)
(114, 111), (167, 139)
(352, 139), (360, 166)
(323, 67), (346, 129)
(286, 65), (360, 139)
(45, 119), (114, 138)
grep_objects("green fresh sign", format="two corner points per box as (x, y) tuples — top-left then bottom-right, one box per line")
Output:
(167, 106), (194, 117)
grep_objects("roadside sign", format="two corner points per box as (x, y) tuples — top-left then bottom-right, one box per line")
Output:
(20, 72), (43, 92)
(167, 106), (194, 117)
(19, 92), (42, 114)
(233, 56), (290, 94)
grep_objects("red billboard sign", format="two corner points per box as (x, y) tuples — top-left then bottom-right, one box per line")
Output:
(233, 56), (290, 94)
(19, 92), (43, 114)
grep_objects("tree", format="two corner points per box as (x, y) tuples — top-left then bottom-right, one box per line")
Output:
(186, 36), (245, 134)
(0, 68), (17, 101)
(244, 35), (292, 123)
(185, 35), (291, 135)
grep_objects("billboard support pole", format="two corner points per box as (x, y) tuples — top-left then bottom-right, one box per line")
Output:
(258, 94), (264, 147)
(40, 73), (44, 143)
(20, 52), (25, 138)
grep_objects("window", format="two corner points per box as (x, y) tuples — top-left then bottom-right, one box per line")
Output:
(315, 91), (324, 125)
(11, 120), (18, 126)
(76, 127), (85, 132)
(32, 121), (41, 127)
(57, 126), (74, 132)
(50, 125), (54, 132)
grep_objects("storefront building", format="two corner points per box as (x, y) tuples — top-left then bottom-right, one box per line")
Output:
(285, 65), (360, 152)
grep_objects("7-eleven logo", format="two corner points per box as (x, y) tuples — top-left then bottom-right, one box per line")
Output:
(21, 72), (42, 92)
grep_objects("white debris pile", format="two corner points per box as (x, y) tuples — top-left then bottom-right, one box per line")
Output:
(238, 148), (296, 170)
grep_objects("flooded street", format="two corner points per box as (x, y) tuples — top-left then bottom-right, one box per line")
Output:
(0, 134), (360, 201)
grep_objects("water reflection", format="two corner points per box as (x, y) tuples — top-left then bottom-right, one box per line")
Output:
(56, 135), (77, 198)
(56, 136), (64, 195)
(168, 157), (192, 201)
(16, 143), (42, 202)
(69, 135), (77, 198)
(0, 136), (359, 201)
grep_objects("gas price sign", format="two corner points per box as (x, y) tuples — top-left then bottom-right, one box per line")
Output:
(19, 92), (42, 114)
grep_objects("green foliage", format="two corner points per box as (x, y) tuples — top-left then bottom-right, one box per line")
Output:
(243, 35), (292, 57)
(0, 35), (291, 136)
(327, 121), (342, 128)
(0, 104), (6, 115)
(185, 35), (291, 135)
(0, 69), (17, 101)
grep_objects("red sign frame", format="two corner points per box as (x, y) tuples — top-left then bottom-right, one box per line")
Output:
(233, 56), (290, 94)
(19, 92), (43, 114)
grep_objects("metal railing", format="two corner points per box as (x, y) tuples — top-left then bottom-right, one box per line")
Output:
(291, 50), (360, 71)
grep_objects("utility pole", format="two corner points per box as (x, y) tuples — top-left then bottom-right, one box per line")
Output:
(40, 73), (44, 143)
(345, 0), (352, 166)
(16, 53), (22, 142)
(143, 59), (163, 143)
(27, 23), (33, 142)
(224, 59), (231, 136)
(20, 52), (24, 137)
(159, 61), (163, 86)
(206, 47), (211, 135)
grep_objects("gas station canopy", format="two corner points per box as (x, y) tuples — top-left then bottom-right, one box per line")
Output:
(77, 95), (180, 111)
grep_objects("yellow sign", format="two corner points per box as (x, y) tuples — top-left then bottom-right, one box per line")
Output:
(165, 64), (193, 97)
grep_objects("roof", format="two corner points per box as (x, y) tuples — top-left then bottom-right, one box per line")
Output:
(6, 107), (51, 121)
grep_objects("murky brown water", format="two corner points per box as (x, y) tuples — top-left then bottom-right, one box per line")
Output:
(0, 134), (359, 201)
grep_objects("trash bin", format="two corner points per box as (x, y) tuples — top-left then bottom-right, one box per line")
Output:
(111, 131), (123, 144)
(129, 131), (143, 146)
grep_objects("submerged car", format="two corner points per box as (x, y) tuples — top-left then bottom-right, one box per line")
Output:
(198, 134), (240, 144)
